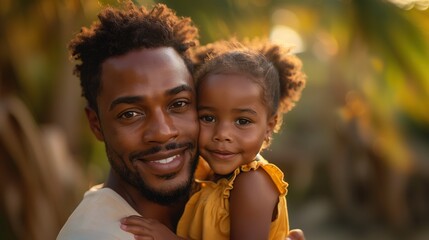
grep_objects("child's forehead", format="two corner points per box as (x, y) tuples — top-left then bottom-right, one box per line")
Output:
(197, 73), (270, 119)
(198, 73), (264, 100)
(202, 71), (262, 86)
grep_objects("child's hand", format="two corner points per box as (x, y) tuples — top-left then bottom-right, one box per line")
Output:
(287, 229), (305, 240)
(120, 215), (184, 240)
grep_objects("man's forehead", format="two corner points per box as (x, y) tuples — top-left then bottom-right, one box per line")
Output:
(101, 47), (194, 86)
(98, 47), (195, 108)
(103, 47), (185, 70)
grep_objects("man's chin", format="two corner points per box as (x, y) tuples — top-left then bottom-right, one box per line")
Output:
(138, 181), (192, 206)
(142, 151), (199, 205)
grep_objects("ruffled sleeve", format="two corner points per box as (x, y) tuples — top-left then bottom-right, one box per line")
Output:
(220, 160), (260, 198)
(261, 163), (288, 196)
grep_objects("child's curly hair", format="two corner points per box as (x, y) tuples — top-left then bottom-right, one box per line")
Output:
(68, 1), (199, 111)
(192, 39), (306, 137)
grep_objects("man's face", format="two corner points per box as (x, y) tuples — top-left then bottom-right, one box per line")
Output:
(87, 47), (199, 204)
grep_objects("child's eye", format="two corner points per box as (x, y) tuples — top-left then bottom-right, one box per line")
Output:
(236, 118), (251, 125)
(200, 115), (215, 123)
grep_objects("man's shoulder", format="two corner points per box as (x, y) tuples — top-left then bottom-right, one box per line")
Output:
(57, 185), (139, 240)
(57, 228), (126, 240)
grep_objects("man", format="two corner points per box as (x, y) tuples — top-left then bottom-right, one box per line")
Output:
(58, 2), (304, 239)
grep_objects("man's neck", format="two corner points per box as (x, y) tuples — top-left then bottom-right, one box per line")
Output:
(104, 169), (186, 231)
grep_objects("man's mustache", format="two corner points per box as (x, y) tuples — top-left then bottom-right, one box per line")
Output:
(129, 142), (195, 162)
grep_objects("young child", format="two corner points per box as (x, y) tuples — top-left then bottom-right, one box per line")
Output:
(120, 39), (306, 240)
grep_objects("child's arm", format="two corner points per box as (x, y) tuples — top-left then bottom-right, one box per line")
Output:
(229, 168), (279, 240)
(120, 215), (185, 240)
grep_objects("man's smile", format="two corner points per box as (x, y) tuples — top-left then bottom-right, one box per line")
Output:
(152, 155), (178, 164)
(132, 145), (193, 176)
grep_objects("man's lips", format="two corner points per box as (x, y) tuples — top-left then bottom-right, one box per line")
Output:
(151, 155), (177, 164)
(133, 147), (189, 175)
(141, 147), (186, 162)
(130, 142), (194, 163)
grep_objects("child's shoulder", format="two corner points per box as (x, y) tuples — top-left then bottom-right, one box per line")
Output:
(236, 158), (288, 196)
(230, 164), (279, 217)
(233, 165), (278, 196)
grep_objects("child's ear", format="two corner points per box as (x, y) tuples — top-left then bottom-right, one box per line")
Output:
(85, 106), (104, 141)
(265, 114), (278, 138)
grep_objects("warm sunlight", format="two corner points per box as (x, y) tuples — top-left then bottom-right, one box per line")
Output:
(269, 25), (304, 54)
(388, 0), (429, 9)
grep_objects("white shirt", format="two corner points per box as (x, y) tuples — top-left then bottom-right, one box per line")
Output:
(57, 185), (139, 240)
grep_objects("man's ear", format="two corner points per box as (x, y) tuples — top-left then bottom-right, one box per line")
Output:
(85, 106), (104, 141)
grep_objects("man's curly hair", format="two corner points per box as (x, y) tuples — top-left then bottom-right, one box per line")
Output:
(68, 1), (199, 111)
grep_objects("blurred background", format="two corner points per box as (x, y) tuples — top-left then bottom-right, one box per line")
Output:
(1, 0), (428, 239)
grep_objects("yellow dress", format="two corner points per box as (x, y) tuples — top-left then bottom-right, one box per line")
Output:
(177, 156), (289, 240)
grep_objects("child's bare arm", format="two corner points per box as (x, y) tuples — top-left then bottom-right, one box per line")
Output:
(229, 168), (279, 240)
(120, 215), (185, 240)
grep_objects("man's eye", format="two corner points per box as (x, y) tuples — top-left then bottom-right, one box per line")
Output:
(171, 101), (188, 109)
(200, 115), (215, 123)
(236, 118), (251, 125)
(118, 111), (141, 119)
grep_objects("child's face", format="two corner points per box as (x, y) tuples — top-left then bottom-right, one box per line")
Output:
(197, 73), (275, 176)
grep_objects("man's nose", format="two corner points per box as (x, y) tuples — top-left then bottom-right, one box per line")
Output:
(143, 108), (178, 144)
(212, 122), (232, 143)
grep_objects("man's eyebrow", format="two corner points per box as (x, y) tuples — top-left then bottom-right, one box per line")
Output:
(108, 85), (192, 111)
(166, 84), (193, 96)
(109, 96), (143, 111)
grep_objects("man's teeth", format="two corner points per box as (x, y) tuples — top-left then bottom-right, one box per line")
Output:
(153, 155), (177, 164)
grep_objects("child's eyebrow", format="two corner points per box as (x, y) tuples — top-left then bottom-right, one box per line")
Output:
(197, 105), (258, 116)
(233, 108), (257, 115)
(197, 105), (213, 111)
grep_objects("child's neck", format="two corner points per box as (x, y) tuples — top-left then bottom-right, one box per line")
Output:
(211, 172), (234, 182)
(210, 158), (259, 182)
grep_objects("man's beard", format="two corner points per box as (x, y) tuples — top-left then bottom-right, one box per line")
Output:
(105, 142), (199, 206)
